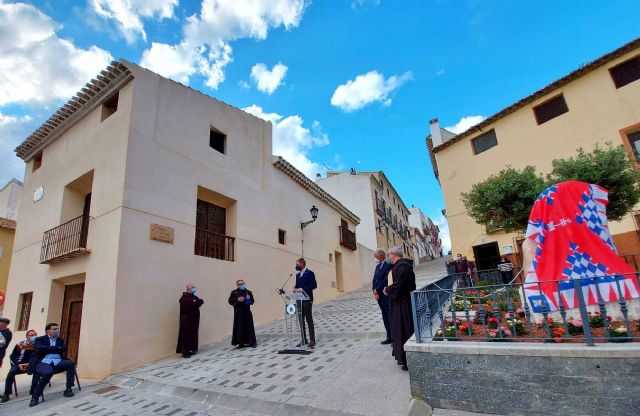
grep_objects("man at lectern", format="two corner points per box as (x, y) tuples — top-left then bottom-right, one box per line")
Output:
(228, 279), (257, 348)
(293, 258), (317, 348)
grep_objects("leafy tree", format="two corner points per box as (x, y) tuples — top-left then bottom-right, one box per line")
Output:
(461, 166), (548, 233)
(548, 143), (640, 221)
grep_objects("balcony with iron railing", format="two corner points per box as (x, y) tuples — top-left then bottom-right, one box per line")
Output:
(375, 197), (386, 216)
(194, 228), (235, 261)
(339, 226), (357, 251)
(40, 215), (91, 264)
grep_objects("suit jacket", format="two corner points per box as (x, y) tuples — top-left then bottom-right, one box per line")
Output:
(9, 341), (35, 367)
(28, 335), (68, 374)
(294, 269), (317, 302)
(372, 261), (392, 293)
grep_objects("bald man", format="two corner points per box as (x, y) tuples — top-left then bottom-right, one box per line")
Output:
(176, 283), (204, 358)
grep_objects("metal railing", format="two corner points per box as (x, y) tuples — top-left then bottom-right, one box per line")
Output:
(40, 215), (90, 264)
(338, 226), (357, 251)
(375, 197), (386, 216)
(411, 272), (640, 345)
(194, 229), (235, 261)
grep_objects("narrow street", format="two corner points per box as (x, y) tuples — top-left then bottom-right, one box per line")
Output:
(3, 259), (449, 416)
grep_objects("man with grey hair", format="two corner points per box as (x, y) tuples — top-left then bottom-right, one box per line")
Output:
(383, 246), (416, 371)
(372, 248), (392, 344)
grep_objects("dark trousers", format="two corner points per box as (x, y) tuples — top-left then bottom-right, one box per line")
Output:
(297, 301), (315, 344)
(33, 360), (75, 397)
(377, 294), (391, 339)
(4, 365), (37, 396)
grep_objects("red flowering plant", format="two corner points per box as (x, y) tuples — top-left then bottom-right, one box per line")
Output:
(587, 311), (612, 328)
(486, 326), (512, 342)
(488, 317), (500, 329)
(567, 318), (584, 335)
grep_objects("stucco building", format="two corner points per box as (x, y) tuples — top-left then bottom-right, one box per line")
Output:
(427, 37), (640, 270)
(408, 206), (442, 261)
(317, 170), (414, 259)
(3, 60), (363, 379)
(0, 178), (22, 221)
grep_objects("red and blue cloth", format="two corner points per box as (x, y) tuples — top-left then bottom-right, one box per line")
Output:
(524, 181), (639, 312)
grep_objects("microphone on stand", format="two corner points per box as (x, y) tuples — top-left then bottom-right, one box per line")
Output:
(278, 273), (293, 295)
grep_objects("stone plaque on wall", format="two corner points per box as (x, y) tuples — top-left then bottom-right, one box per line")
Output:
(150, 224), (174, 244)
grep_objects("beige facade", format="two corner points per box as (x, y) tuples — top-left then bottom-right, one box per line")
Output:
(317, 171), (414, 258)
(0, 179), (22, 221)
(429, 38), (640, 270)
(2, 61), (363, 379)
(0, 219), (16, 299)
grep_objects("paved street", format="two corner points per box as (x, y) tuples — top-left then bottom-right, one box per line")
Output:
(2, 258), (451, 416)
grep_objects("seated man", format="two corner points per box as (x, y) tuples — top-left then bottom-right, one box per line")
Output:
(1, 329), (38, 403)
(28, 323), (76, 407)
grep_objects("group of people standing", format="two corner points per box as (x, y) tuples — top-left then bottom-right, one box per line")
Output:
(176, 258), (318, 357)
(0, 318), (79, 408)
(372, 246), (416, 371)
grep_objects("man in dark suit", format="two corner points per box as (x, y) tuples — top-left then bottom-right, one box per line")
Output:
(0, 317), (12, 368)
(294, 258), (317, 348)
(1, 329), (38, 403)
(28, 323), (76, 407)
(372, 248), (393, 344)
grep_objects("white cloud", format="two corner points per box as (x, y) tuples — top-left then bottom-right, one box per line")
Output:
(0, 112), (36, 182)
(250, 62), (288, 94)
(0, 2), (113, 106)
(91, 0), (178, 43)
(433, 214), (451, 254)
(330, 70), (412, 112)
(444, 115), (486, 134)
(243, 104), (328, 179)
(436, 68), (445, 76)
(351, 0), (381, 10)
(140, 0), (306, 89)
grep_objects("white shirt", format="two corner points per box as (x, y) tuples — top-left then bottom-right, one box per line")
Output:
(42, 336), (62, 366)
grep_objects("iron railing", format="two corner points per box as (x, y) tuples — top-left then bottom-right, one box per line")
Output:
(411, 272), (640, 345)
(375, 197), (386, 217)
(40, 215), (90, 264)
(194, 229), (235, 261)
(338, 226), (357, 251)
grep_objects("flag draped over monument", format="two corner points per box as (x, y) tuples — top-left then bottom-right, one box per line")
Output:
(524, 181), (639, 312)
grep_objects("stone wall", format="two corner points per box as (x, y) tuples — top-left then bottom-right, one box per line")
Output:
(405, 341), (640, 416)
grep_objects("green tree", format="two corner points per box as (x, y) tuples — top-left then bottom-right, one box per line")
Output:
(548, 143), (640, 221)
(461, 166), (548, 233)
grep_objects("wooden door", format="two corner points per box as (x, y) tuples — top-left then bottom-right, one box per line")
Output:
(195, 199), (227, 259)
(61, 283), (84, 363)
(335, 251), (344, 292)
(79, 193), (91, 248)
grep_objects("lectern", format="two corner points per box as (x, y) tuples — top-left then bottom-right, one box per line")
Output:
(278, 289), (313, 355)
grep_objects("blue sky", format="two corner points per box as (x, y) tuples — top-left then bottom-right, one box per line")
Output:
(1, 0), (639, 250)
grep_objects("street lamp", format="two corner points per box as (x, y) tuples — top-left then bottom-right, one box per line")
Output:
(301, 205), (319, 230)
(300, 205), (319, 257)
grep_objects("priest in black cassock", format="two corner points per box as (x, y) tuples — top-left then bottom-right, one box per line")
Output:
(383, 246), (416, 371)
(228, 279), (257, 348)
(176, 283), (204, 358)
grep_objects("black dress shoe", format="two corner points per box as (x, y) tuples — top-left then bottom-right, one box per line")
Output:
(1, 394), (9, 403)
(380, 338), (392, 345)
(401, 364), (408, 371)
(182, 353), (192, 358)
(250, 344), (257, 348)
(29, 397), (40, 407)
(63, 388), (74, 398)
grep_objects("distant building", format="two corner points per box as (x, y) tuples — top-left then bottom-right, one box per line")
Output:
(4, 60), (363, 379)
(427, 37), (640, 270)
(317, 171), (414, 258)
(0, 178), (22, 220)
(0, 217), (16, 308)
(409, 207), (442, 260)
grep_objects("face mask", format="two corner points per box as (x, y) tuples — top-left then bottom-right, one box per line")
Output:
(385, 256), (392, 264)
(28, 336), (37, 343)
(295, 265), (301, 271)
(457, 257), (462, 261)
(52, 329), (60, 337)
(191, 287), (197, 295)
(240, 284), (247, 290)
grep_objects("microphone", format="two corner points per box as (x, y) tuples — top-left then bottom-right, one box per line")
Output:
(278, 273), (293, 295)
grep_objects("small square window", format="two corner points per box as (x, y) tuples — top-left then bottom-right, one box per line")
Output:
(610, 56), (640, 89)
(101, 92), (119, 121)
(278, 229), (286, 245)
(472, 130), (498, 155)
(32, 153), (42, 172)
(533, 94), (569, 125)
(626, 130), (640, 162)
(210, 128), (227, 154)
(17, 292), (33, 331)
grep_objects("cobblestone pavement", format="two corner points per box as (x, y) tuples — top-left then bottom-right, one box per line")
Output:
(2, 259), (456, 416)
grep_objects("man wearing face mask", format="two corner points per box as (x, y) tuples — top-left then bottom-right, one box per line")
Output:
(1, 329), (38, 403)
(177, 283), (204, 358)
(383, 246), (416, 371)
(28, 323), (76, 407)
(293, 258), (317, 348)
(0, 317), (12, 368)
(372, 248), (393, 345)
(228, 279), (257, 349)
(453, 254), (472, 286)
